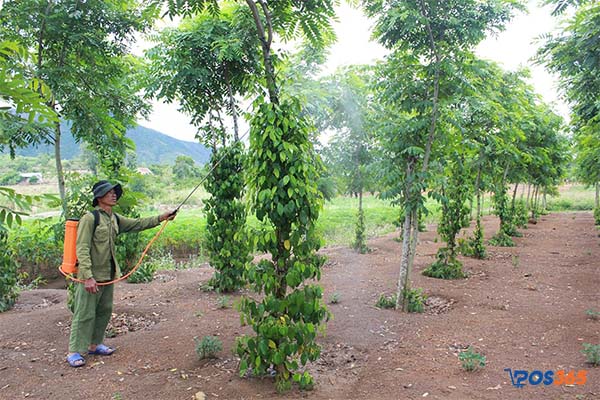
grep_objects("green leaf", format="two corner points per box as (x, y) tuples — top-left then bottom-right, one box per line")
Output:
(239, 359), (248, 377)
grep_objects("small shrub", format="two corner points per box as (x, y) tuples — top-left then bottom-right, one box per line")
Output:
(292, 371), (314, 391)
(488, 232), (515, 247)
(422, 248), (465, 279)
(194, 335), (223, 359)
(458, 347), (486, 371)
(582, 343), (600, 366)
(216, 295), (230, 309)
(199, 281), (215, 292)
(127, 262), (158, 284)
(458, 232), (487, 260)
(594, 207), (600, 226)
(585, 309), (600, 321)
(329, 292), (341, 304)
(403, 287), (427, 313)
(375, 293), (396, 309)
(9, 219), (62, 277)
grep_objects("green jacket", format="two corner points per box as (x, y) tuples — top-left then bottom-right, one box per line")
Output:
(76, 207), (161, 282)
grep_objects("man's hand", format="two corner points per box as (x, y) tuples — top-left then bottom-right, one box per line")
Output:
(84, 277), (98, 294)
(159, 209), (177, 222)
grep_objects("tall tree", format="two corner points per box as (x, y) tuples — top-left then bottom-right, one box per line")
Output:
(146, 3), (261, 292)
(538, 0), (600, 221)
(364, 0), (523, 310)
(0, 0), (156, 216)
(163, 0), (338, 391)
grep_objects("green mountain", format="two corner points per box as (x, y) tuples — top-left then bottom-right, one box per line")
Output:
(12, 122), (210, 165)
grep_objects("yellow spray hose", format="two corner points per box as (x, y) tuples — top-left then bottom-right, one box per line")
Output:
(59, 218), (171, 286)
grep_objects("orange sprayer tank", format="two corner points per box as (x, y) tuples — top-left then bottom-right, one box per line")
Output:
(60, 219), (79, 275)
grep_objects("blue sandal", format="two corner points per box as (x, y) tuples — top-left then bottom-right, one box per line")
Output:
(88, 344), (115, 356)
(67, 353), (86, 367)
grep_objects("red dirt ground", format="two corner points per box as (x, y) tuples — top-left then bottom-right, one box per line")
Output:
(1, 212), (599, 400)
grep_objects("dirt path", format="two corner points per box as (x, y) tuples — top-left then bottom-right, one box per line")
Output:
(0, 212), (599, 400)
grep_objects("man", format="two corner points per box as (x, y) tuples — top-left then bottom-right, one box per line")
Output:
(66, 180), (176, 367)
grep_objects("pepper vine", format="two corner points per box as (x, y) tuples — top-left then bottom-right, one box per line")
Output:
(235, 97), (328, 392)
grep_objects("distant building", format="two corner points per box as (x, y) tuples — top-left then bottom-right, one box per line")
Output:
(19, 172), (43, 184)
(136, 167), (154, 175)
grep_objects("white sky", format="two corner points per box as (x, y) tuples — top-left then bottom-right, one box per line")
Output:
(138, 0), (568, 142)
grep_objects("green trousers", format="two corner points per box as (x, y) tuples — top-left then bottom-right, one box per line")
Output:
(68, 283), (114, 354)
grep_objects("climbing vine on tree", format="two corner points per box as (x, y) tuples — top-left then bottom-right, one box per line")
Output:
(204, 142), (250, 292)
(423, 156), (470, 279)
(235, 97), (328, 392)
(489, 181), (516, 246)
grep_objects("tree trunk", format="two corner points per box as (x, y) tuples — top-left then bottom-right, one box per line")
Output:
(511, 182), (519, 210)
(358, 188), (363, 214)
(531, 186), (539, 218)
(542, 190), (547, 210)
(520, 183), (525, 201)
(526, 184), (532, 209)
(477, 190), (482, 221)
(54, 122), (67, 216)
(246, 0), (278, 104)
(404, 207), (419, 311)
(396, 161), (415, 310)
(475, 163), (482, 219)
(595, 182), (599, 209)
(224, 69), (240, 142)
(395, 0), (441, 311)
(396, 208), (413, 311)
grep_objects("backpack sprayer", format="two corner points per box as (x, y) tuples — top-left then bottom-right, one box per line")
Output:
(58, 131), (249, 285)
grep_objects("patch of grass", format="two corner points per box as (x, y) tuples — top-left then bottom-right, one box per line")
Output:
(585, 309), (600, 321)
(546, 185), (596, 212)
(315, 196), (399, 246)
(140, 212), (207, 257)
(582, 343), (600, 366)
(458, 347), (486, 371)
(194, 335), (223, 359)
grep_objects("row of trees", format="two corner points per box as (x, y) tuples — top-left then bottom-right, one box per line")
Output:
(306, 1), (569, 310)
